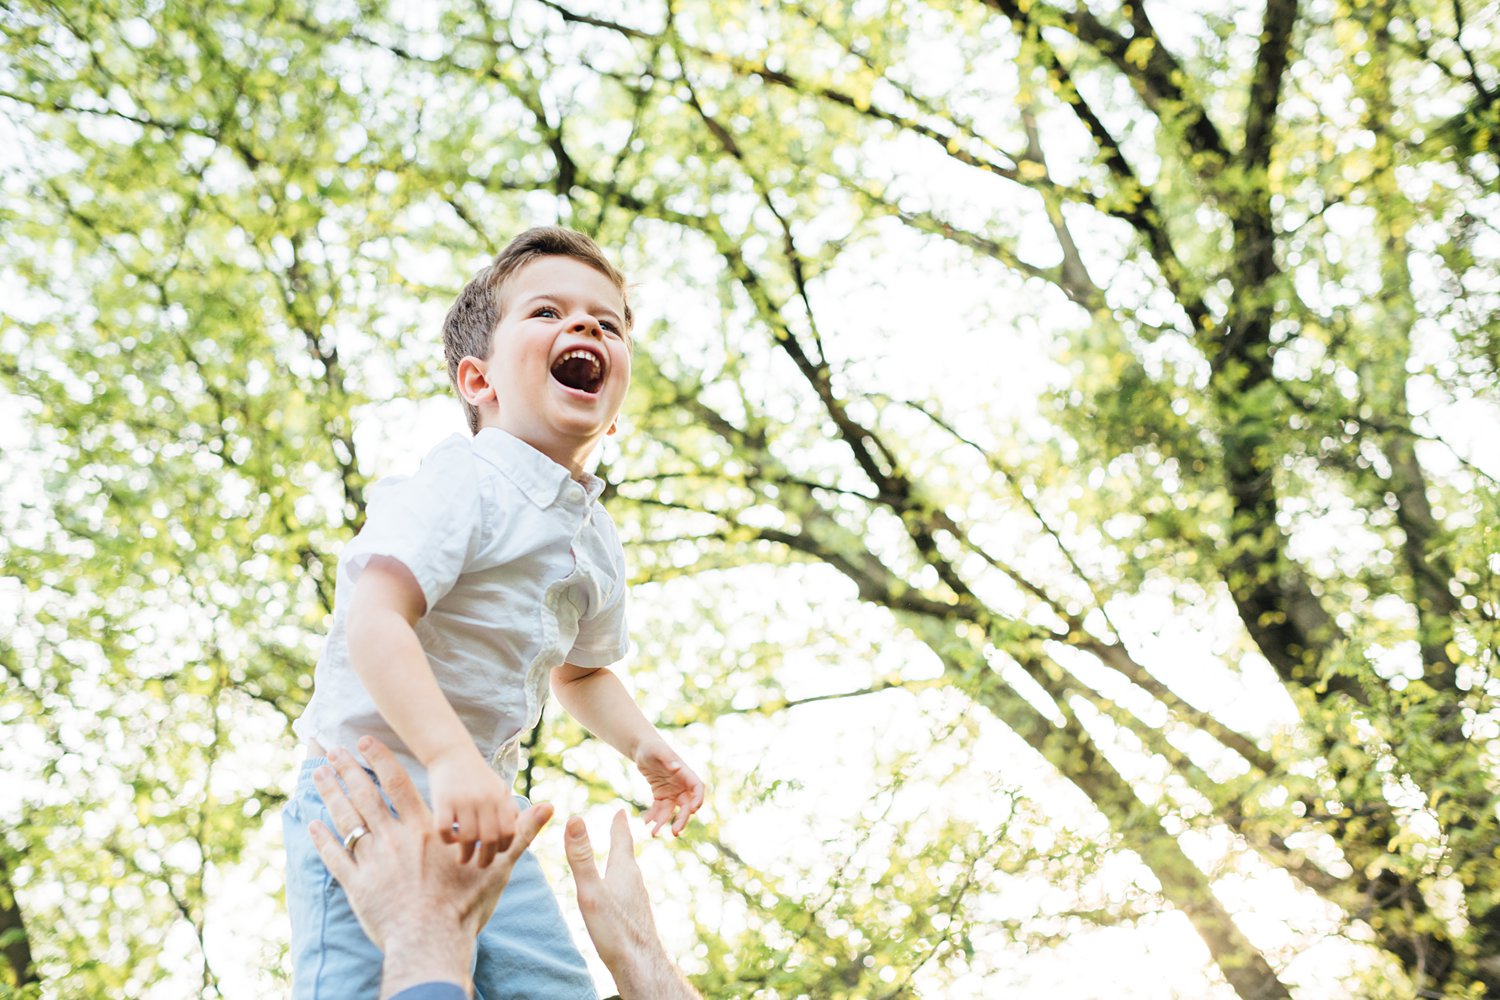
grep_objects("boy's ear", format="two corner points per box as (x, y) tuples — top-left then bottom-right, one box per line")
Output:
(456, 356), (496, 408)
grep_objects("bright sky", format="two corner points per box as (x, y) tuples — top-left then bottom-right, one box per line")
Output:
(3, 2), (1498, 998)
(172, 218), (1450, 996)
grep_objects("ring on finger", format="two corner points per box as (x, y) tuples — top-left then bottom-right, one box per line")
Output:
(342, 824), (370, 856)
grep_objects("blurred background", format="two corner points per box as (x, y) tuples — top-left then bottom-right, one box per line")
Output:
(2, 0), (1498, 996)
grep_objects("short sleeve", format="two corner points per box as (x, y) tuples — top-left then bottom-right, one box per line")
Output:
(341, 436), (485, 614)
(566, 511), (630, 667)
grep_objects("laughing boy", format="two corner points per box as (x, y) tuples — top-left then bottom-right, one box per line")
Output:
(284, 227), (704, 999)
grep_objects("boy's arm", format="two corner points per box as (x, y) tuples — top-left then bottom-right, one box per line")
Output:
(551, 664), (705, 835)
(550, 663), (658, 760)
(348, 556), (517, 863)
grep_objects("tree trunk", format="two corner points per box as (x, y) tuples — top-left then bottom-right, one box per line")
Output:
(912, 620), (1292, 999)
(0, 849), (37, 989)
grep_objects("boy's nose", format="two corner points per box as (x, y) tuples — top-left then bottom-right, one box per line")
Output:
(570, 316), (603, 337)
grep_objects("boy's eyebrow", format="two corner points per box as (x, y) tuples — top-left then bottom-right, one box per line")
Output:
(515, 291), (624, 324)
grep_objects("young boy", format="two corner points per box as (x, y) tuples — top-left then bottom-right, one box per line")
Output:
(284, 227), (704, 1000)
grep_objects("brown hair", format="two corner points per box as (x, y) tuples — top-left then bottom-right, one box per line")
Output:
(442, 226), (632, 433)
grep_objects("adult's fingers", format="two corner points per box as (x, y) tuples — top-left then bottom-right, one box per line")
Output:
(605, 809), (636, 877)
(358, 736), (427, 824)
(503, 802), (553, 864)
(308, 819), (355, 883)
(564, 815), (602, 890)
(327, 747), (389, 832)
(312, 764), (366, 844)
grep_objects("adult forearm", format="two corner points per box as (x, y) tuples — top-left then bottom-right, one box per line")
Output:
(611, 948), (702, 1000)
(348, 609), (470, 763)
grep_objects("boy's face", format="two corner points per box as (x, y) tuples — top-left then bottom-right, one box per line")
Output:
(466, 255), (631, 472)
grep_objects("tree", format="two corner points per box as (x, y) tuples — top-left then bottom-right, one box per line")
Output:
(2, 0), (1497, 996)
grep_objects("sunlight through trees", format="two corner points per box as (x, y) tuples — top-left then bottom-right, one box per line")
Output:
(2, 0), (1498, 995)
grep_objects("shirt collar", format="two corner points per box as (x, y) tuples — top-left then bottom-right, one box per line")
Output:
(471, 428), (607, 508)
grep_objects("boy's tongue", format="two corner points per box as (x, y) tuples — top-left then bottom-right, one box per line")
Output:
(551, 354), (602, 394)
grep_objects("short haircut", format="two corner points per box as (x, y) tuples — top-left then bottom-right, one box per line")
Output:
(442, 226), (632, 433)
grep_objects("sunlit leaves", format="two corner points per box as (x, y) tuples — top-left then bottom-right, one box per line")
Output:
(3, 0), (1499, 996)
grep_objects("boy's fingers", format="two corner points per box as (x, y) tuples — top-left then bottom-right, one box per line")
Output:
(477, 805), (508, 860)
(690, 776), (706, 811)
(502, 796), (520, 835)
(674, 784), (704, 834)
(564, 815), (601, 886)
(359, 737), (426, 824)
(308, 820), (354, 883)
(455, 806), (478, 861)
(477, 808), (497, 849)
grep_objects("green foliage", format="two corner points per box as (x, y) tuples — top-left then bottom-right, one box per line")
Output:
(2, 0), (1498, 996)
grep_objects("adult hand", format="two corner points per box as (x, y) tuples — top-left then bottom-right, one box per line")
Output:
(308, 736), (553, 999)
(564, 810), (701, 1000)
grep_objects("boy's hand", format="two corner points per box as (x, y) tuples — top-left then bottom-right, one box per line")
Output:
(427, 744), (518, 867)
(633, 738), (705, 837)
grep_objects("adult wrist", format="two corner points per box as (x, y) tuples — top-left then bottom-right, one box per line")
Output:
(377, 919), (474, 1000)
(609, 941), (690, 1000)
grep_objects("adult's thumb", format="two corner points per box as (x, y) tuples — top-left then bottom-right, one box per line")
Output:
(565, 816), (599, 881)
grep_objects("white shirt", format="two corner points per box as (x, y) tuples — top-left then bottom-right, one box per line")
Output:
(293, 428), (630, 790)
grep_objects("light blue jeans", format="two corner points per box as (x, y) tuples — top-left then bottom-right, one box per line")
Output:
(283, 757), (598, 1000)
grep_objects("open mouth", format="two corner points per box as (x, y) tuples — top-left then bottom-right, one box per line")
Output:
(550, 347), (605, 394)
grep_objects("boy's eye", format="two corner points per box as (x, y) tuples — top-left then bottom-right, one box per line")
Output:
(601, 322), (622, 336)
(535, 306), (560, 318)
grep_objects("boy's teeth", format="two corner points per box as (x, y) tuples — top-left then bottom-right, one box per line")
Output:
(551, 348), (604, 392)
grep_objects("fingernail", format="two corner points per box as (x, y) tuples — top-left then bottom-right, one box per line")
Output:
(357, 736), (373, 752)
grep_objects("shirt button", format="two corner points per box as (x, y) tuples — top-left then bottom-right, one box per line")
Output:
(567, 483), (585, 503)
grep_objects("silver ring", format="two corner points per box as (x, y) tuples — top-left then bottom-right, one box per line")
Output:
(342, 824), (369, 856)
